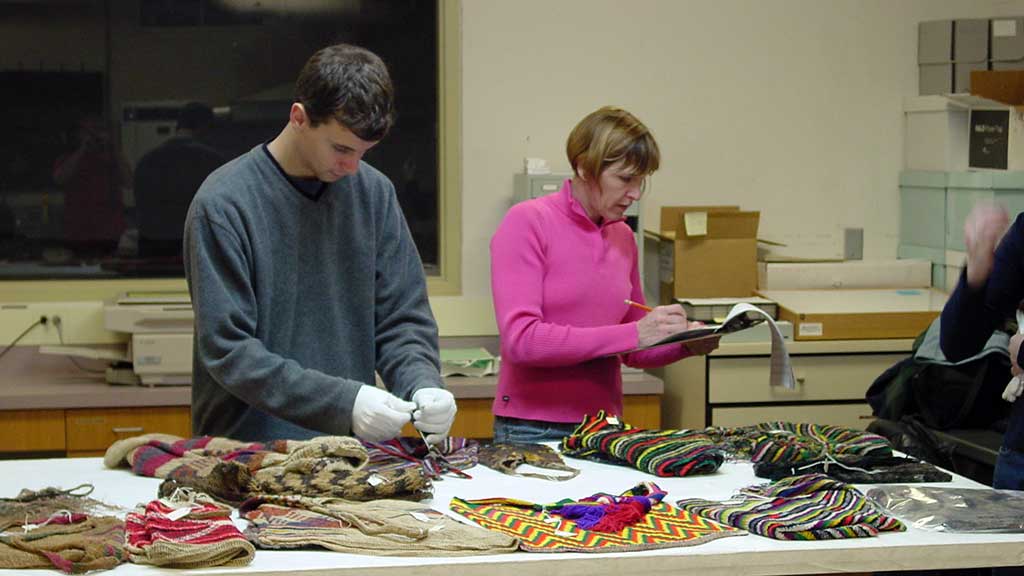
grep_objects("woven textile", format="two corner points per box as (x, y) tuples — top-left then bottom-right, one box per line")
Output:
(362, 437), (478, 479)
(754, 454), (952, 484)
(124, 493), (254, 568)
(107, 434), (367, 478)
(676, 473), (905, 540)
(0, 515), (125, 573)
(106, 433), (431, 504)
(706, 422), (892, 464)
(449, 483), (741, 553)
(241, 495), (517, 556)
(0, 485), (120, 532)
(560, 411), (725, 477)
(0, 485), (125, 573)
(478, 443), (580, 481)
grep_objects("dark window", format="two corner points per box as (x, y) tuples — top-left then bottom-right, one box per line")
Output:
(0, 0), (438, 279)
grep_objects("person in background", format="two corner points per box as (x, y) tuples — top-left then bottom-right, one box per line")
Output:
(184, 43), (455, 444)
(134, 102), (226, 258)
(53, 114), (130, 257)
(940, 203), (1024, 497)
(489, 106), (718, 443)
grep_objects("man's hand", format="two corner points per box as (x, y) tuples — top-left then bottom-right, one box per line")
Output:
(351, 386), (416, 443)
(964, 203), (1010, 289)
(412, 388), (457, 445)
(637, 304), (690, 348)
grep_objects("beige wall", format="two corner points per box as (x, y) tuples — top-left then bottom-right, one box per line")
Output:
(439, 0), (1024, 333)
(5, 0), (1024, 339)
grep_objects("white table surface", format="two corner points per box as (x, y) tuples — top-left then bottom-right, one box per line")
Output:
(2, 452), (1023, 575)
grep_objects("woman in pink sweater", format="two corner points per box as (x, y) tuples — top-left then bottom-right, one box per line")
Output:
(490, 106), (718, 443)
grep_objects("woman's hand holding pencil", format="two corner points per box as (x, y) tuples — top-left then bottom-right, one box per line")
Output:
(624, 299), (654, 312)
(629, 299), (704, 348)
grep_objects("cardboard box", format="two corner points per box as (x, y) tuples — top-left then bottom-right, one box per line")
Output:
(955, 61), (988, 94)
(992, 18), (1024, 65)
(757, 259), (933, 290)
(918, 20), (952, 65)
(652, 207), (760, 301)
(970, 69), (1024, 105)
(918, 20), (953, 95)
(954, 19), (989, 63)
(755, 288), (947, 341)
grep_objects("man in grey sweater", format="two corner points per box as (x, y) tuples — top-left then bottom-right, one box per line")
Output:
(183, 44), (455, 443)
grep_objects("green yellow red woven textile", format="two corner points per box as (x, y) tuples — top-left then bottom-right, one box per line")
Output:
(449, 485), (741, 553)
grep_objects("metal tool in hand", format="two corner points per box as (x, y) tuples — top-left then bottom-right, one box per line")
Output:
(414, 424), (472, 479)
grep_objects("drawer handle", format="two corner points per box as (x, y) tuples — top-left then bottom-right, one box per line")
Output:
(795, 376), (806, 385)
(112, 426), (144, 434)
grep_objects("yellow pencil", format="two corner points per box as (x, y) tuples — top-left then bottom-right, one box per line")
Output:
(624, 299), (653, 312)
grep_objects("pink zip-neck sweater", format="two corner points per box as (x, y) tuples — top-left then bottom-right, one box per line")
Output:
(490, 180), (691, 423)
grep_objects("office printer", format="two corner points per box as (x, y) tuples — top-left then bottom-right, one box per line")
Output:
(103, 291), (193, 386)
(42, 291), (194, 386)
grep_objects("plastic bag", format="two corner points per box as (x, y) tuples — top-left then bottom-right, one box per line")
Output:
(866, 485), (1024, 533)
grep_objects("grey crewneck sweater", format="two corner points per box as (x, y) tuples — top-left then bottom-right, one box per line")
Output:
(183, 144), (442, 441)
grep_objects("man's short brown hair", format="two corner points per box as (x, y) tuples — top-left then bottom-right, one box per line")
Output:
(295, 43), (395, 142)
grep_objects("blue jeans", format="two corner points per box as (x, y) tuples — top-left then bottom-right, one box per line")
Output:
(994, 446), (1024, 491)
(492, 416), (578, 444)
(992, 446), (1024, 576)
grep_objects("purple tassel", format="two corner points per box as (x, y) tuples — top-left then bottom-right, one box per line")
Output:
(625, 495), (654, 513)
(552, 504), (607, 530)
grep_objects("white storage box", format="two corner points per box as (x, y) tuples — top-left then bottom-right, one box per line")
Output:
(903, 96), (969, 171)
(757, 259), (932, 290)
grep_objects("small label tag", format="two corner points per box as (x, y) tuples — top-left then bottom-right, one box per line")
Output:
(554, 530), (575, 537)
(542, 515), (561, 525)
(367, 473), (387, 487)
(798, 322), (823, 337)
(994, 19), (1018, 37)
(165, 507), (192, 521)
(683, 212), (708, 237)
(605, 416), (620, 426)
(409, 511), (431, 523)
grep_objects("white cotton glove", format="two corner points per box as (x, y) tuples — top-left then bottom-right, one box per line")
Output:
(1004, 375), (1023, 403)
(412, 388), (457, 445)
(351, 386), (417, 443)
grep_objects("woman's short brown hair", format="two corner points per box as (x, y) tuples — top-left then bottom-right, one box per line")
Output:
(566, 106), (660, 180)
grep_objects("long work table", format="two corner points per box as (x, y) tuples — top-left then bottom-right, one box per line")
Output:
(2, 447), (1024, 575)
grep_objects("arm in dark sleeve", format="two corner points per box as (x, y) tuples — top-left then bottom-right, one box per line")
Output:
(941, 214), (1024, 362)
(186, 208), (362, 435)
(373, 183), (444, 401)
